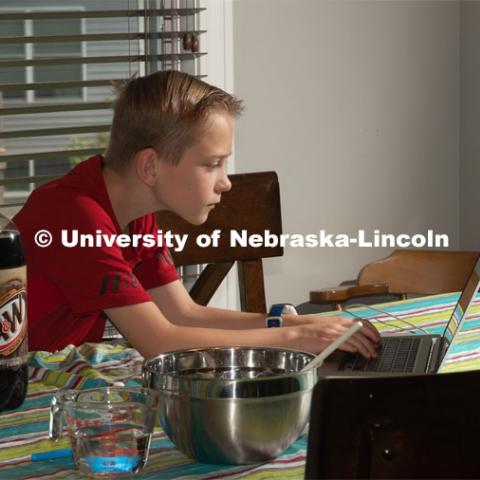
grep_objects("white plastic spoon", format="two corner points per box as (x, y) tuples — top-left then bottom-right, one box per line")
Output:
(301, 320), (364, 372)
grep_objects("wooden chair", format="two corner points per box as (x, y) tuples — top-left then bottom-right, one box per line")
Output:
(155, 171), (283, 313)
(308, 249), (480, 311)
(306, 370), (480, 479)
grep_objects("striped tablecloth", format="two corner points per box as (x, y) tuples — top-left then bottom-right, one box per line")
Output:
(1, 292), (479, 480)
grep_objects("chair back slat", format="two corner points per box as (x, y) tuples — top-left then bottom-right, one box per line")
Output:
(358, 249), (480, 295)
(238, 259), (267, 312)
(189, 262), (234, 306)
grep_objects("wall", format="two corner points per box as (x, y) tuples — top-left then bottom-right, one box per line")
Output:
(460, 1), (480, 250)
(233, 0), (460, 306)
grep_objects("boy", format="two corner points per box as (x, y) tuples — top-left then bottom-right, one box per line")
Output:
(13, 70), (379, 358)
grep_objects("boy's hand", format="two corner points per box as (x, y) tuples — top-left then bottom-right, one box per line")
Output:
(285, 314), (381, 358)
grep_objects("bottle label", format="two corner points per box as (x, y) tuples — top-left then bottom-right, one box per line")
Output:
(0, 286), (27, 357)
(0, 266), (27, 364)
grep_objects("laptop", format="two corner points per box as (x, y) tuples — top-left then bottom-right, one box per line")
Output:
(317, 256), (480, 376)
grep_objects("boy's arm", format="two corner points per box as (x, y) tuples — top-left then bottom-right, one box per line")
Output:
(105, 300), (293, 359)
(145, 280), (380, 357)
(104, 299), (378, 360)
(147, 280), (269, 330)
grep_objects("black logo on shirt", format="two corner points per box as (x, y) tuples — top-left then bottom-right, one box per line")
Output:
(99, 273), (138, 295)
(158, 250), (174, 266)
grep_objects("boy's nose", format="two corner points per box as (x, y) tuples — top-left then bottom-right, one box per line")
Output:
(217, 174), (232, 193)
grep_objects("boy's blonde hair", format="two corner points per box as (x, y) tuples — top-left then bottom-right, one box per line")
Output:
(104, 70), (243, 170)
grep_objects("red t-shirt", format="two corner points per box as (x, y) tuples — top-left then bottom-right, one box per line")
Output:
(13, 155), (179, 352)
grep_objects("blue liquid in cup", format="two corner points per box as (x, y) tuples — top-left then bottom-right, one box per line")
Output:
(82, 455), (142, 473)
(71, 425), (151, 477)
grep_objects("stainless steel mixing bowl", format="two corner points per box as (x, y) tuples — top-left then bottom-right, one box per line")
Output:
(143, 347), (316, 465)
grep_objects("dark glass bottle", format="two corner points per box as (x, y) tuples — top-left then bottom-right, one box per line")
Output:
(0, 214), (28, 412)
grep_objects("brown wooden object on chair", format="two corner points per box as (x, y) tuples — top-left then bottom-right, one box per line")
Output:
(310, 249), (480, 310)
(155, 171), (283, 313)
(306, 370), (480, 479)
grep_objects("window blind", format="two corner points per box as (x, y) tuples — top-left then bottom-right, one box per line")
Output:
(0, 0), (206, 218)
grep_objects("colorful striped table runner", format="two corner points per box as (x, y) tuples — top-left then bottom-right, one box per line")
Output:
(1, 292), (479, 479)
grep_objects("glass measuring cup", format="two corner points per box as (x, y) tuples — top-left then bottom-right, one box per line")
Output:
(49, 387), (160, 478)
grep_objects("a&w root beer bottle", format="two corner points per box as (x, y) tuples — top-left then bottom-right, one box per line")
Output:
(0, 214), (28, 412)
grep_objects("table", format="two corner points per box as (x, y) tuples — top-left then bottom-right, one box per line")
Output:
(1, 292), (479, 479)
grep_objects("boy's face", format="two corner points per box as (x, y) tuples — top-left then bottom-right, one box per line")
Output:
(153, 112), (233, 225)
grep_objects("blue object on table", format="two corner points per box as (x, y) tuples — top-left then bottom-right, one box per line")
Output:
(31, 448), (73, 461)
(82, 455), (142, 473)
(31, 449), (141, 475)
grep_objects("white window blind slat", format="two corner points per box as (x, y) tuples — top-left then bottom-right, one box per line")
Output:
(0, 30), (207, 44)
(0, 174), (61, 187)
(0, 52), (206, 68)
(0, 102), (113, 116)
(0, 124), (112, 140)
(1, 148), (101, 163)
(0, 8), (205, 21)
(0, 79), (126, 92)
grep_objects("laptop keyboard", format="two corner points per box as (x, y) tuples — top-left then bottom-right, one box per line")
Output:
(339, 336), (422, 373)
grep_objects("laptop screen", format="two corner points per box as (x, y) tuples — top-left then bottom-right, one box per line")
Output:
(442, 257), (480, 345)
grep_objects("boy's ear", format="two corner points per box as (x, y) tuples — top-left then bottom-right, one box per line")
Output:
(135, 148), (159, 186)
